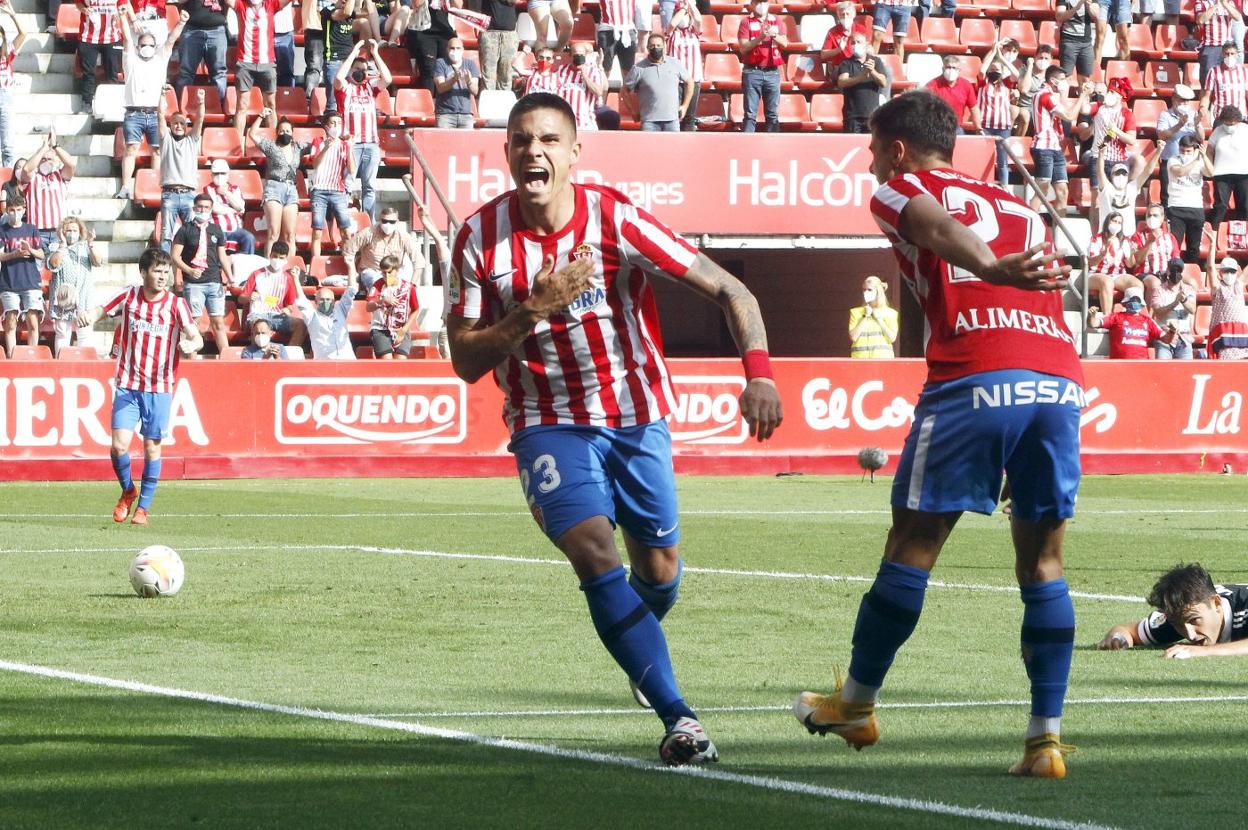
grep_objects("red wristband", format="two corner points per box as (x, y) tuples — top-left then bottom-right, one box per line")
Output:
(742, 349), (773, 381)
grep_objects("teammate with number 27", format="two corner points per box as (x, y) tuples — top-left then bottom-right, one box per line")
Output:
(447, 93), (783, 767)
(793, 92), (1085, 778)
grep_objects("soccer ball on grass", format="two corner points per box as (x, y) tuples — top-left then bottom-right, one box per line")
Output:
(129, 545), (185, 598)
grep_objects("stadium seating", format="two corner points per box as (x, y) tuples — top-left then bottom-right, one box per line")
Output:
(3, 345), (55, 360)
(56, 346), (101, 360)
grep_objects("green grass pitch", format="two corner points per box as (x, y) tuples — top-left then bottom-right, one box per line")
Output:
(1, 474), (1246, 829)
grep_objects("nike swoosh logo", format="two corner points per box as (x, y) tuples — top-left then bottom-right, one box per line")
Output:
(656, 525), (677, 537)
(488, 270), (514, 282)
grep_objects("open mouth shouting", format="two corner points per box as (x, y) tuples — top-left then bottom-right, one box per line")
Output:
(522, 165), (551, 195)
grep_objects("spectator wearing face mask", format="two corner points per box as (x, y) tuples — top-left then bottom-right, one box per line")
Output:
(665, 0), (702, 132)
(116, 7), (187, 201)
(366, 254), (420, 359)
(1194, 0), (1242, 87)
(978, 60), (1014, 184)
(1143, 256), (1198, 359)
(1096, 145), (1161, 237)
(308, 112), (357, 260)
(293, 272), (358, 358)
(737, 0), (786, 133)
(0, 3), (28, 169)
(249, 112), (309, 256)
(554, 42), (608, 133)
(156, 89), (206, 253)
(241, 239), (307, 347)
(1014, 44), (1053, 137)
(523, 46), (561, 96)
(1208, 105), (1248, 229)
(335, 40), (392, 218)
(1031, 68), (1093, 218)
(1201, 42), (1248, 126)
(341, 204), (424, 289)
(820, 1), (868, 77)
(848, 276), (898, 359)
(1088, 77), (1140, 192)
(625, 34), (693, 132)
(231, 0), (295, 143)
(241, 316), (293, 358)
(836, 33), (889, 134)
(1157, 85), (1203, 204)
(19, 132), (77, 252)
(1208, 252), (1248, 359)
(204, 159), (256, 255)
(926, 56), (981, 134)
(171, 192), (233, 354)
(0, 196), (44, 358)
(1086, 211), (1140, 314)
(433, 37), (480, 129)
(981, 38), (1022, 133)
(1088, 286), (1173, 358)
(77, 0), (124, 113)
(1166, 135), (1214, 263)
(1131, 202), (1183, 277)
(47, 217), (100, 356)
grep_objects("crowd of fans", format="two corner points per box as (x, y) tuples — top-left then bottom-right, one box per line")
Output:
(1, 0), (1247, 358)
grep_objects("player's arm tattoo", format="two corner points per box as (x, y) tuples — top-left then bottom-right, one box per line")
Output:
(680, 253), (770, 353)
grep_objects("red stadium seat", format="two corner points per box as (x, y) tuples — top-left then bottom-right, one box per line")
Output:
(133, 169), (163, 208)
(56, 346), (100, 360)
(1132, 98), (1167, 138)
(1037, 21), (1059, 54)
(920, 17), (961, 53)
(180, 86), (230, 121)
(55, 3), (82, 38)
(810, 92), (844, 130)
(354, 345), (375, 359)
(998, 20), (1038, 54)
(1103, 60), (1144, 95)
(958, 18), (997, 53)
(310, 87), (329, 119)
(378, 128), (411, 165)
(1193, 303), (1212, 344)
(1156, 25), (1198, 61)
(786, 53), (829, 90)
(218, 346), (244, 360)
(703, 52), (744, 92)
(1147, 61), (1184, 95)
(1011, 0), (1054, 17)
(310, 255), (350, 280)
(728, 92), (815, 130)
(720, 15), (745, 48)
(273, 86), (312, 124)
(394, 88), (436, 127)
(451, 14), (479, 47)
(1127, 23), (1161, 59)
(378, 47), (414, 86)
(962, 0), (1011, 16)
(881, 53), (915, 90)
(7, 345), (54, 360)
(571, 12), (596, 41)
(700, 15), (725, 50)
(201, 127), (246, 164)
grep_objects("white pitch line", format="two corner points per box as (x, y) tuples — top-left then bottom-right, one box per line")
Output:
(0, 659), (1116, 830)
(364, 694), (1248, 719)
(0, 543), (1148, 604)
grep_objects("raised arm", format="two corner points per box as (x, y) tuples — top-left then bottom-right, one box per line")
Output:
(370, 39), (393, 86)
(192, 89), (207, 140)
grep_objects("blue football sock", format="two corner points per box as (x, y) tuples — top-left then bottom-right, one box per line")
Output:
(1020, 578), (1075, 720)
(848, 559), (930, 688)
(137, 459), (162, 510)
(628, 559), (682, 622)
(582, 566), (695, 728)
(110, 449), (134, 493)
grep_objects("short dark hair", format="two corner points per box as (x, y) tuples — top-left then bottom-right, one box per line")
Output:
(194, 192), (212, 205)
(868, 91), (956, 163)
(1221, 105), (1243, 125)
(270, 240), (291, 256)
(379, 254), (400, 271)
(138, 247), (172, 273)
(508, 92), (577, 137)
(1036, 44), (1054, 58)
(277, 117), (293, 131)
(1178, 133), (1201, 149)
(6, 194), (24, 209)
(1223, 40), (1239, 51)
(1045, 64), (1066, 82)
(1148, 563), (1217, 623)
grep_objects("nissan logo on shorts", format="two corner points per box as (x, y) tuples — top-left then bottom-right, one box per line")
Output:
(667, 375), (748, 444)
(275, 378), (468, 445)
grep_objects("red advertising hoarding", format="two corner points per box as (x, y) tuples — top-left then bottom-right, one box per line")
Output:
(2, 360), (1244, 479)
(410, 132), (998, 235)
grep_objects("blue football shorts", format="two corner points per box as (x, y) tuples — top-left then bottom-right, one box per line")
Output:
(892, 369), (1083, 522)
(508, 421), (681, 547)
(111, 387), (173, 441)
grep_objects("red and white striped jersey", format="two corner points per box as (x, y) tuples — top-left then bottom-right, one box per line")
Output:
(0, 48), (15, 91)
(1092, 102), (1136, 163)
(308, 135), (350, 191)
(24, 169), (67, 231)
(335, 79), (381, 144)
(80, 0), (122, 44)
(241, 265), (300, 317)
(1130, 228), (1181, 275)
(554, 63), (605, 131)
(1206, 64), (1248, 122)
(235, 0), (279, 65)
(450, 183), (700, 433)
(205, 182), (242, 233)
(871, 167), (1082, 384)
(1086, 232), (1133, 275)
(1195, 0), (1236, 47)
(667, 19), (703, 83)
(103, 286), (194, 393)
(599, 0), (635, 28)
(523, 68), (563, 96)
(977, 78), (1013, 131)
(366, 277), (420, 334)
(1031, 88), (1067, 152)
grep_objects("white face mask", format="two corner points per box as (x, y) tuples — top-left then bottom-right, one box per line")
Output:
(1146, 215), (1163, 230)
(943, 67), (959, 82)
(1111, 174), (1128, 189)
(7, 212), (21, 227)
(1035, 60), (1051, 72)
(378, 221), (396, 236)
(1222, 271), (1239, 285)
(38, 161), (54, 176)
(64, 231), (80, 245)
(326, 125), (342, 140)
(253, 333), (271, 348)
(138, 43), (156, 59)
(1181, 151), (1196, 162)
(269, 258), (287, 272)
(852, 43), (867, 59)
(193, 210), (210, 224)
(1107, 222), (1122, 235)
(863, 288), (877, 303)
(1225, 55), (1240, 68)
(1103, 91), (1121, 108)
(839, 14), (854, 25)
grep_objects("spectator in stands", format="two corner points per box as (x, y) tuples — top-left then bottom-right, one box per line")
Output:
(175, 0), (229, 113)
(523, 44), (560, 95)
(666, 0), (701, 131)
(1200, 42), (1248, 124)
(1086, 210), (1141, 313)
(47, 216), (99, 356)
(115, 7), (186, 201)
(625, 34), (692, 132)
(1031, 69), (1092, 218)
(342, 203), (423, 287)
(978, 61), (1013, 184)
(1209, 104), (1248, 228)
(366, 254), (420, 358)
(557, 42), (607, 132)
(0, 196), (43, 356)
(308, 112), (357, 260)
(820, 1), (867, 77)
(19, 132), (76, 252)
(1092, 0), (1129, 77)
(322, 0), (357, 111)
(869, 0), (908, 64)
(926, 57), (981, 134)
(848, 275), (898, 359)
(125, 0), (168, 43)
(365, 0), (411, 44)
(916, 0), (954, 22)
(241, 316), (293, 358)
(156, 89), (205, 253)
(242, 239), (307, 346)
(433, 36), (480, 128)
(1166, 135), (1213, 263)
(1055, 0), (1098, 84)
(1132, 202), (1183, 276)
(205, 159), (256, 255)
(1140, 0), (1180, 26)
(172, 192), (233, 354)
(524, 0), (572, 52)
(293, 273), (358, 358)
(1157, 84), (1202, 203)
(1144, 256), (1198, 358)
(737, 0), (785, 133)
(335, 39), (391, 218)
(1013, 44), (1052, 137)
(1208, 250), (1248, 358)
(248, 112), (307, 256)
(0, 3), (27, 168)
(1088, 285), (1173, 358)
(77, 0), (123, 115)
(1095, 146), (1160, 235)
(302, 0), (325, 102)
(478, 0), (518, 91)
(274, 0), (295, 86)
(230, 0), (293, 142)
(1088, 77), (1140, 194)
(836, 32), (889, 134)
(403, 175), (449, 353)
(1194, 0), (1241, 86)
(406, 0), (460, 97)
(598, 0), (637, 76)
(0, 158), (21, 208)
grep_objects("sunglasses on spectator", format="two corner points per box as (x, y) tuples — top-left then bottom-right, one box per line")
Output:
(380, 220), (398, 226)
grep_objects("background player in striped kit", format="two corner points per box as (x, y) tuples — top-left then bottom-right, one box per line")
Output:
(447, 93), (783, 766)
(76, 248), (203, 525)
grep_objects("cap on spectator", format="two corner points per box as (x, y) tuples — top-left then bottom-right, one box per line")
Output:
(1110, 162), (1129, 175)
(1124, 286), (1145, 303)
(1220, 257), (1240, 271)
(1174, 83), (1196, 100)
(1107, 76), (1133, 98)
(210, 159), (229, 173)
